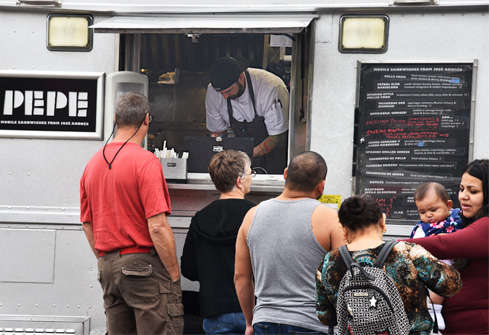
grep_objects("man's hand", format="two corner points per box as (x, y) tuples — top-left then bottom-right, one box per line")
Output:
(148, 213), (181, 281)
(82, 222), (99, 258)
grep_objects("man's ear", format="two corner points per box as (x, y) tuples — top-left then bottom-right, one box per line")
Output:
(283, 167), (288, 181)
(314, 180), (325, 198)
(143, 113), (150, 126)
(317, 180), (326, 194)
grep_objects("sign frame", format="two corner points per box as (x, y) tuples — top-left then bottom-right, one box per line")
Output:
(0, 70), (105, 140)
(353, 60), (477, 223)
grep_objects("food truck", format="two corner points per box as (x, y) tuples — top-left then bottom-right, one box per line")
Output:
(0, 0), (488, 333)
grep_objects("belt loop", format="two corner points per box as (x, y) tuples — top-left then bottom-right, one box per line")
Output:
(101, 249), (122, 259)
(150, 247), (158, 257)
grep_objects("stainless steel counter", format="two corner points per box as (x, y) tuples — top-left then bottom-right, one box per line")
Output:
(167, 181), (284, 193)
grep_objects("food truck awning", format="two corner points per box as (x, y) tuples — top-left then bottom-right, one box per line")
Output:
(91, 14), (318, 34)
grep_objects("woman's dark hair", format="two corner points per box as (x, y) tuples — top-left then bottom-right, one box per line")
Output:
(338, 194), (383, 232)
(460, 159), (489, 226)
(453, 159), (488, 271)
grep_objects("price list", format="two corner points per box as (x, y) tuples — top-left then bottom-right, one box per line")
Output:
(355, 63), (473, 222)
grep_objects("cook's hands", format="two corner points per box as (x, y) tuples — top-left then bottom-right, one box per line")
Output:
(210, 131), (227, 137)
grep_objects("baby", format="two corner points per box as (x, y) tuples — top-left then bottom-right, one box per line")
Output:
(410, 182), (463, 330)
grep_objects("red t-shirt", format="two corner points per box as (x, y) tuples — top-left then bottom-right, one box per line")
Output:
(80, 142), (171, 252)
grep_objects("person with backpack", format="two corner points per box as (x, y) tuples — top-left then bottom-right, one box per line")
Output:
(315, 194), (462, 335)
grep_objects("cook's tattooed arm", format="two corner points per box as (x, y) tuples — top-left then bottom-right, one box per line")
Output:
(253, 133), (286, 157)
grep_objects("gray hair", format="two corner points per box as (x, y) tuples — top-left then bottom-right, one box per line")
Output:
(115, 92), (150, 127)
(208, 150), (251, 193)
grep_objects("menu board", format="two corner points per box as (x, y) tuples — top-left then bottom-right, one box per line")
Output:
(355, 63), (473, 222)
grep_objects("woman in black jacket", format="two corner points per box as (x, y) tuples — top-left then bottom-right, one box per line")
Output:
(181, 149), (255, 335)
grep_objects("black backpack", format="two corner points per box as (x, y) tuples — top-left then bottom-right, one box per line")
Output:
(335, 241), (410, 335)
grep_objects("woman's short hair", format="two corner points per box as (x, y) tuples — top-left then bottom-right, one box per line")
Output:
(462, 159), (489, 220)
(338, 194), (383, 232)
(115, 92), (149, 128)
(208, 150), (251, 193)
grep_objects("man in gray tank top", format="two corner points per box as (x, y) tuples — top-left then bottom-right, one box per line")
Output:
(235, 151), (344, 335)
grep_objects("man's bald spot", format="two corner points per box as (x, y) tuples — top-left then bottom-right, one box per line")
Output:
(286, 151), (327, 192)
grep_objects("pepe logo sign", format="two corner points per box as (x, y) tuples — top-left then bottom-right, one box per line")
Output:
(2, 90), (89, 118)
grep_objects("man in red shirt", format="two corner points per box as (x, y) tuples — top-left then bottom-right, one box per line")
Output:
(80, 92), (183, 334)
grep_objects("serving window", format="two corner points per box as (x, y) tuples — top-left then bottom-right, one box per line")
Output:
(93, 14), (316, 182)
(139, 33), (274, 154)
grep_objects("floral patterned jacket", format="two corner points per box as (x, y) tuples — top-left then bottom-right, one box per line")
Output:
(410, 208), (463, 238)
(316, 242), (462, 335)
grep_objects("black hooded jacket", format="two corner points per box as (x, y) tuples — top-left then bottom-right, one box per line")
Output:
(181, 198), (255, 318)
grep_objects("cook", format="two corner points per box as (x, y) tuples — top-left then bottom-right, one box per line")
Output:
(205, 56), (289, 174)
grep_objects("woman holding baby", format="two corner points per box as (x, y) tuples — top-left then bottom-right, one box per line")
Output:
(404, 159), (488, 334)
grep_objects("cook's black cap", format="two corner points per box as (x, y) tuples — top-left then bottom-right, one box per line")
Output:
(209, 56), (249, 91)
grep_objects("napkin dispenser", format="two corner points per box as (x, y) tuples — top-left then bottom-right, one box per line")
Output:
(160, 157), (187, 180)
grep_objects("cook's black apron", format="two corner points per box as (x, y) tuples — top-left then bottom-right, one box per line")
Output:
(227, 70), (287, 174)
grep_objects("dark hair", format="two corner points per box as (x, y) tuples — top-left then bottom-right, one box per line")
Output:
(208, 150), (251, 193)
(115, 92), (149, 128)
(285, 151), (327, 193)
(453, 159), (488, 270)
(414, 182), (449, 203)
(460, 159), (489, 224)
(338, 194), (383, 232)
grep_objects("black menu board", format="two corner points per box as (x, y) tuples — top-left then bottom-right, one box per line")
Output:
(355, 63), (473, 222)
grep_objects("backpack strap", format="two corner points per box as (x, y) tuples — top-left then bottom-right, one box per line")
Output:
(339, 245), (375, 280)
(328, 307), (337, 335)
(374, 241), (397, 268)
(427, 288), (439, 333)
(339, 245), (354, 270)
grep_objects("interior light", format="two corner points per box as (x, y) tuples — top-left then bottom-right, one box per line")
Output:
(339, 15), (389, 53)
(18, 0), (61, 6)
(47, 14), (93, 51)
(390, 0), (438, 4)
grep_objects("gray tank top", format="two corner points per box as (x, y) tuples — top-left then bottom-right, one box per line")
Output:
(247, 198), (329, 332)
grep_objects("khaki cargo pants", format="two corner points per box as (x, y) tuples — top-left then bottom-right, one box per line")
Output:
(97, 249), (184, 334)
